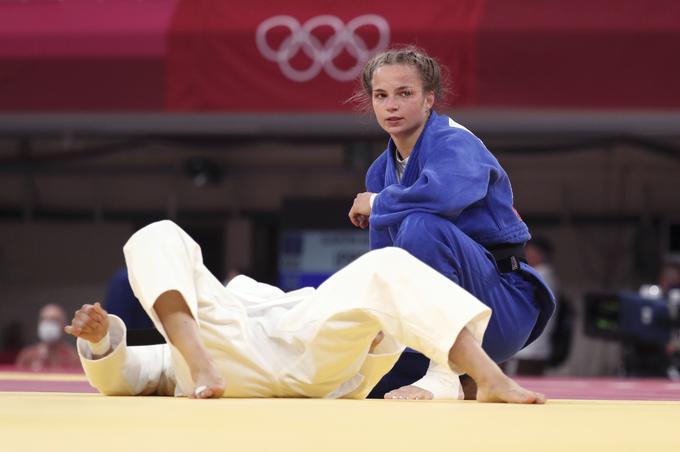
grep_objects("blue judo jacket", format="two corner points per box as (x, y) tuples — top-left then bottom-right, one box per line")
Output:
(366, 111), (555, 345)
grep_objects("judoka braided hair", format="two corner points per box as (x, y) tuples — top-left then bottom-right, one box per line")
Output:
(349, 46), (451, 112)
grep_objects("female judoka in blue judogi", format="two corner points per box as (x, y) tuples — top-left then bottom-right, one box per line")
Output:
(348, 47), (555, 399)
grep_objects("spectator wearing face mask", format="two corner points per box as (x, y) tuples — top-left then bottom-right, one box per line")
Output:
(15, 303), (80, 371)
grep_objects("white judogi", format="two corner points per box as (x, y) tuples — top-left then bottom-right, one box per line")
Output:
(77, 220), (491, 399)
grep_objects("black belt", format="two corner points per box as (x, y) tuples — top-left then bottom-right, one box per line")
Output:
(486, 242), (527, 273)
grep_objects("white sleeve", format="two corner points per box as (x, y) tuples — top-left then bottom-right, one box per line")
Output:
(369, 193), (377, 209)
(411, 361), (463, 400)
(87, 331), (111, 356)
(77, 314), (176, 396)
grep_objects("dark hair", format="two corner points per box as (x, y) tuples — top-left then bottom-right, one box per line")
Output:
(348, 46), (450, 111)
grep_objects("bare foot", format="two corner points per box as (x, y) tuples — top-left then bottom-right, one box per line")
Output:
(476, 376), (546, 404)
(385, 385), (433, 400)
(190, 364), (226, 399)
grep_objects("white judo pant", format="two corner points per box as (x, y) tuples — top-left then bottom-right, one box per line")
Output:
(123, 220), (491, 399)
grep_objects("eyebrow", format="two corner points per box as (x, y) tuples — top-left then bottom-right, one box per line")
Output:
(372, 85), (414, 92)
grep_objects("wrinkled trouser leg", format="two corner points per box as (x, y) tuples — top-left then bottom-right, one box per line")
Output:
(123, 220), (271, 397)
(274, 246), (491, 398)
(394, 213), (539, 362)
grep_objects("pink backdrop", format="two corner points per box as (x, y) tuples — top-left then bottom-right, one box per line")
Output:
(0, 0), (678, 112)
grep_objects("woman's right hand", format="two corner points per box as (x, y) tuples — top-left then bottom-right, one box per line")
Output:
(64, 302), (109, 343)
(348, 192), (373, 229)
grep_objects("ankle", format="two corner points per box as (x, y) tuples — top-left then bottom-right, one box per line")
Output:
(187, 352), (215, 377)
(469, 365), (507, 390)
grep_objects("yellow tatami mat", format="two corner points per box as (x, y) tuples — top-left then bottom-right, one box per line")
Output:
(1, 392), (679, 452)
(0, 370), (87, 382)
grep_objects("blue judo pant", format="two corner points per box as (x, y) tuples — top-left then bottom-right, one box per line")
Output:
(368, 213), (540, 398)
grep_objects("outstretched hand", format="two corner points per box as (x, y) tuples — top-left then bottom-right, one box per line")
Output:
(64, 303), (109, 343)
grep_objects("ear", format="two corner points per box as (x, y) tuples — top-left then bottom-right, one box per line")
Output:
(424, 90), (435, 110)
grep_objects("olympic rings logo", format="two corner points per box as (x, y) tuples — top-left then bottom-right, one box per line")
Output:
(256, 15), (391, 82)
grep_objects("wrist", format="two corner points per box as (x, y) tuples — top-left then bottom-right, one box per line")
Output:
(87, 331), (111, 356)
(369, 193), (377, 209)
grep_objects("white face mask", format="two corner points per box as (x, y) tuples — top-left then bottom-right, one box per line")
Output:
(38, 319), (63, 343)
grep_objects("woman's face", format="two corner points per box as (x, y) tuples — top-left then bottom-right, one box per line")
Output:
(371, 64), (434, 142)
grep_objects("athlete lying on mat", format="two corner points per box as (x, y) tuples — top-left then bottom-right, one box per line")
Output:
(65, 220), (545, 404)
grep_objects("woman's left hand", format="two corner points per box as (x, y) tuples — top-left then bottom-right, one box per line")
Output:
(349, 192), (373, 229)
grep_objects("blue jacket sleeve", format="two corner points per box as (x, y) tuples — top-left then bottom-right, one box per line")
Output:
(370, 133), (499, 230)
(369, 227), (393, 249)
(365, 154), (394, 249)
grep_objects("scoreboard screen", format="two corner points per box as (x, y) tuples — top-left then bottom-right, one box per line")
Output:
(278, 229), (369, 291)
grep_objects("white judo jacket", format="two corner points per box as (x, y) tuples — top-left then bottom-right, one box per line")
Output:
(77, 221), (491, 400)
